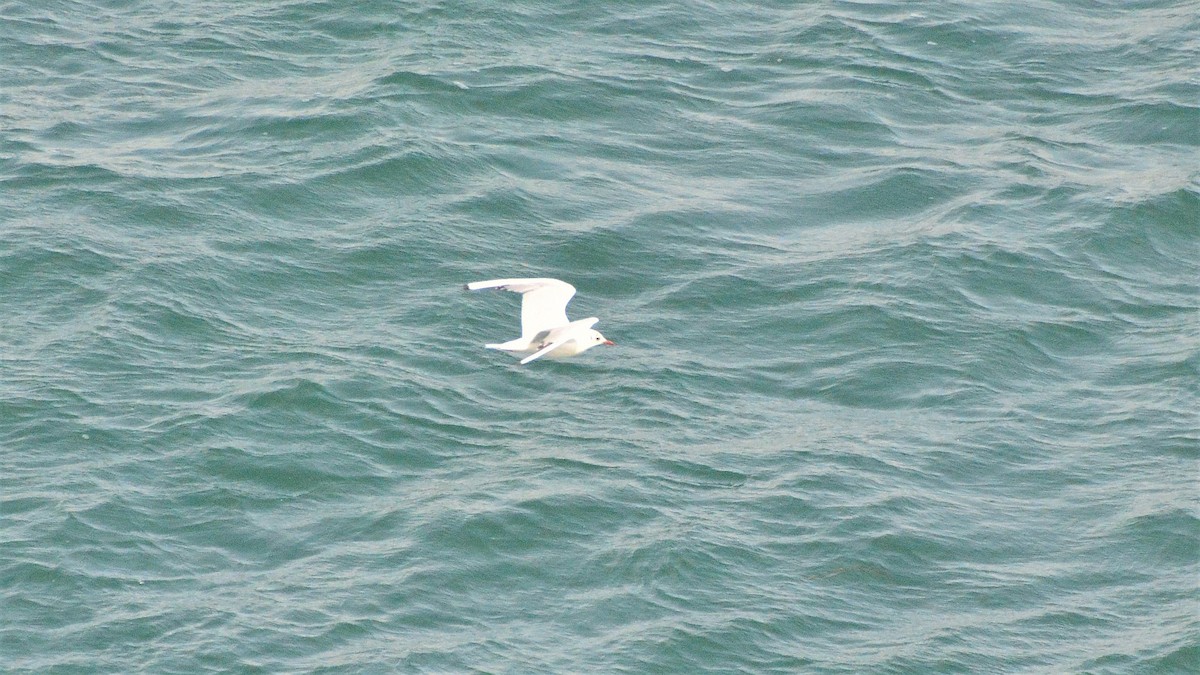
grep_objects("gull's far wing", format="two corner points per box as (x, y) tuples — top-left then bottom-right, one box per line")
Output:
(466, 278), (576, 338)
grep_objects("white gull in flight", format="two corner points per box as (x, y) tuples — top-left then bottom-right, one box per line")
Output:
(465, 277), (615, 364)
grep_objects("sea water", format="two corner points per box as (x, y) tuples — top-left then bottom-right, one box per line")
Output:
(2, 1), (1197, 671)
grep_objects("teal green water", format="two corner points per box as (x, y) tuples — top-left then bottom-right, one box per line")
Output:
(3, 1), (1198, 672)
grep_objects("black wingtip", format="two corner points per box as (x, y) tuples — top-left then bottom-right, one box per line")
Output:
(463, 283), (470, 291)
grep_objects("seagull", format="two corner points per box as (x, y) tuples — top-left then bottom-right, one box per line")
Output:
(465, 277), (615, 364)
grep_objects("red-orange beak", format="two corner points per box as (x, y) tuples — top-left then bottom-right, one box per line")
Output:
(603, 339), (615, 346)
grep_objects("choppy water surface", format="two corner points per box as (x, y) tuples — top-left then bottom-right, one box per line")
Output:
(2, 1), (1197, 671)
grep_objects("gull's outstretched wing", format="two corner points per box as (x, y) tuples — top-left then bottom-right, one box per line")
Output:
(520, 337), (570, 365)
(465, 278), (576, 339)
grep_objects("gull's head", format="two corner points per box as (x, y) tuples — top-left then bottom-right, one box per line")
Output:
(586, 329), (615, 349)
